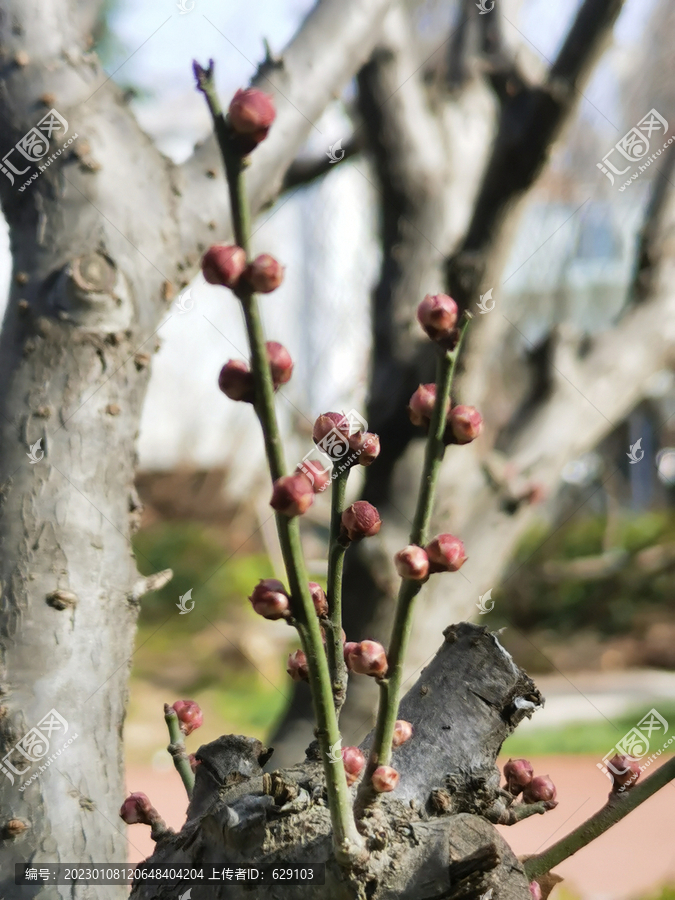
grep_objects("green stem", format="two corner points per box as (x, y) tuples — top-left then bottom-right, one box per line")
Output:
(196, 63), (364, 865)
(164, 705), (195, 798)
(525, 757), (675, 879)
(356, 320), (470, 811)
(326, 469), (349, 714)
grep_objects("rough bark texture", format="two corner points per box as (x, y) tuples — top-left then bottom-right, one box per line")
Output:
(131, 624), (539, 900)
(0, 0), (393, 888)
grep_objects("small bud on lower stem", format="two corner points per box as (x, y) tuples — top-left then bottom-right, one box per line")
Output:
(266, 341), (293, 387)
(522, 774), (557, 805)
(308, 582), (328, 617)
(348, 431), (381, 466)
(249, 579), (291, 620)
(347, 640), (388, 677)
(341, 501), (381, 542)
(372, 765), (399, 793)
(202, 244), (247, 287)
(342, 746), (365, 786)
(244, 254), (285, 293)
(446, 405), (483, 445)
(607, 754), (641, 792)
(392, 720), (414, 748)
(503, 757), (534, 795)
(408, 384), (447, 428)
(119, 792), (157, 825)
(218, 359), (255, 402)
(287, 649), (309, 682)
(270, 473), (314, 517)
(394, 545), (429, 581)
(425, 533), (467, 573)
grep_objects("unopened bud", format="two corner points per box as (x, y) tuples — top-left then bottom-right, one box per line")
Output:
(417, 293), (458, 341)
(297, 460), (331, 493)
(119, 792), (156, 826)
(313, 412), (350, 445)
(287, 649), (309, 682)
(523, 774), (557, 805)
(308, 582), (328, 617)
(266, 341), (293, 388)
(171, 700), (203, 736)
(202, 244), (247, 287)
(218, 359), (255, 402)
(426, 533), (467, 573)
(249, 579), (290, 620)
(270, 473), (314, 517)
(344, 641), (359, 666)
(503, 758), (533, 795)
(347, 639), (388, 678)
(188, 753), (200, 773)
(408, 384), (447, 427)
(392, 720), (414, 748)
(228, 88), (276, 151)
(372, 765), (399, 793)
(342, 746), (365, 786)
(394, 545), (429, 581)
(244, 254), (285, 293)
(529, 882), (542, 900)
(341, 501), (381, 542)
(446, 405), (483, 445)
(607, 754), (641, 792)
(349, 431), (381, 466)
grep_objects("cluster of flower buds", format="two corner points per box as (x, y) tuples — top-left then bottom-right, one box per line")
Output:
(342, 746), (365, 786)
(249, 579), (291, 620)
(372, 765), (399, 793)
(394, 533), (466, 579)
(606, 753), (641, 793)
(340, 501), (381, 543)
(218, 342), (293, 403)
(171, 699), (203, 736)
(119, 792), (160, 826)
(344, 639), (388, 678)
(202, 244), (285, 295)
(417, 293), (458, 345)
(504, 759), (557, 808)
(312, 412), (380, 469)
(227, 87), (276, 154)
(408, 384), (483, 446)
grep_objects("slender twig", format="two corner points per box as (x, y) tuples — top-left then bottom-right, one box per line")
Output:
(524, 756), (675, 879)
(164, 705), (195, 798)
(195, 62), (364, 865)
(357, 319), (470, 810)
(325, 469), (349, 714)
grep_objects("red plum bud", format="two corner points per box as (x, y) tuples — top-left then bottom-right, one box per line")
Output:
(447, 405), (483, 445)
(266, 341), (293, 387)
(392, 720), (414, 748)
(218, 359), (255, 403)
(244, 254), (284, 293)
(202, 244), (246, 287)
(426, 533), (467, 573)
(504, 758), (534, 795)
(119, 792), (156, 825)
(270, 474), (314, 517)
(342, 746), (365, 786)
(417, 293), (458, 341)
(341, 501), (381, 542)
(394, 545), (429, 581)
(249, 579), (290, 620)
(523, 775), (557, 805)
(347, 640), (388, 678)
(287, 649), (309, 682)
(171, 700), (203, 736)
(308, 582), (328, 617)
(372, 765), (399, 793)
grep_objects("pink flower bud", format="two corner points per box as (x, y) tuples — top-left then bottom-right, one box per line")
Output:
(270, 473), (314, 517)
(348, 640), (388, 678)
(529, 882), (542, 900)
(228, 88), (276, 147)
(171, 700), (203, 736)
(313, 412), (350, 445)
(426, 533), (467, 573)
(266, 341), (293, 387)
(218, 359), (255, 403)
(607, 754), (641, 792)
(341, 501), (381, 542)
(349, 431), (381, 466)
(372, 765), (399, 793)
(343, 641), (358, 667)
(244, 254), (285, 293)
(188, 753), (200, 773)
(503, 758), (534, 795)
(408, 383), (448, 427)
(417, 293), (458, 341)
(342, 746), (365, 786)
(392, 720), (414, 748)
(202, 244), (247, 287)
(308, 582), (328, 617)
(287, 649), (309, 682)
(447, 405), (483, 445)
(394, 545), (429, 581)
(249, 578), (290, 620)
(522, 774), (557, 805)
(119, 792), (156, 825)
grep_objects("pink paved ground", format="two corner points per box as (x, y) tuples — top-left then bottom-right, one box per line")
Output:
(126, 755), (675, 899)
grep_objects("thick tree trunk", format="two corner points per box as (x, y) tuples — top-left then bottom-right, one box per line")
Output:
(131, 624), (541, 900)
